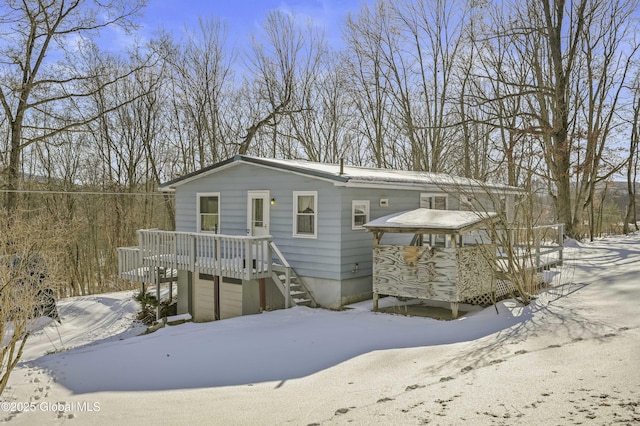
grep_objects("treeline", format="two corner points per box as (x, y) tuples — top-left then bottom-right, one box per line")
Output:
(1, 0), (639, 295)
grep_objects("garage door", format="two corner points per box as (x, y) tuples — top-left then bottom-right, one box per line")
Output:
(193, 275), (215, 322)
(220, 281), (242, 319)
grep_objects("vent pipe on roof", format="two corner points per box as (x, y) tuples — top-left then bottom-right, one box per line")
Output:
(340, 158), (344, 175)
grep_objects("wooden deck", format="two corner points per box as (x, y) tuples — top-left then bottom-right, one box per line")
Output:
(118, 230), (273, 284)
(497, 224), (564, 273)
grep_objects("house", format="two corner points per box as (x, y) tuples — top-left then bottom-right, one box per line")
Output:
(117, 155), (522, 322)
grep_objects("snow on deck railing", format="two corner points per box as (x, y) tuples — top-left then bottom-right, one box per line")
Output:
(117, 230), (273, 283)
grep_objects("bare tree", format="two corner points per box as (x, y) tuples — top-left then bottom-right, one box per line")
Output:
(0, 0), (146, 221)
(392, 0), (470, 172)
(240, 11), (325, 157)
(288, 54), (354, 163)
(469, 0), (640, 237)
(0, 219), (63, 394)
(466, 4), (543, 188)
(343, 2), (393, 167)
(624, 84), (640, 233)
(571, 0), (639, 240)
(166, 18), (236, 168)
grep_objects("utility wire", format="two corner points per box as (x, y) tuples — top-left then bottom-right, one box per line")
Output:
(0, 189), (172, 196)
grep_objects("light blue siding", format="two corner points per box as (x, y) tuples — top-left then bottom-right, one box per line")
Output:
(173, 161), (499, 285)
(175, 163), (342, 280)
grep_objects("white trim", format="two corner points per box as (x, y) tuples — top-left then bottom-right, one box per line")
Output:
(352, 200), (370, 230)
(247, 190), (270, 236)
(293, 191), (318, 238)
(197, 192), (220, 233)
(162, 159), (340, 191)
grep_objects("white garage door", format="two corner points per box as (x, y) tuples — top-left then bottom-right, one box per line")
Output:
(220, 281), (242, 319)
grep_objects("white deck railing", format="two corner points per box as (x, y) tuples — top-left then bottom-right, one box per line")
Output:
(501, 223), (564, 270)
(118, 230), (273, 284)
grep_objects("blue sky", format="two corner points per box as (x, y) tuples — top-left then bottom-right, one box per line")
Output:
(138, 0), (370, 48)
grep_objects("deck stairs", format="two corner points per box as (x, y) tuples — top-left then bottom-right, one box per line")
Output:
(269, 242), (317, 308)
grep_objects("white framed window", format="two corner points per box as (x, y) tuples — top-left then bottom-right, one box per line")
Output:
(420, 193), (447, 247)
(352, 200), (370, 230)
(420, 193), (447, 210)
(197, 192), (220, 233)
(293, 191), (317, 238)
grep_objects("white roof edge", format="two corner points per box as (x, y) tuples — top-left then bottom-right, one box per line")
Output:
(159, 161), (240, 190)
(160, 157), (342, 190)
(245, 161), (341, 184)
(341, 180), (522, 194)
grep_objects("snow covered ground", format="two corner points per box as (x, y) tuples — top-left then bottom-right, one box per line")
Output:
(2, 233), (640, 425)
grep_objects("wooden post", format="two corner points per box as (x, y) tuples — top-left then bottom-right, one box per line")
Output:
(214, 275), (220, 320)
(450, 302), (459, 319)
(216, 237), (222, 276)
(373, 291), (379, 311)
(244, 239), (252, 280)
(156, 272), (161, 321)
(190, 234), (196, 272)
(187, 271), (193, 315)
(259, 278), (266, 312)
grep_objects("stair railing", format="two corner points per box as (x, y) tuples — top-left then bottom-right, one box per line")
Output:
(269, 241), (292, 307)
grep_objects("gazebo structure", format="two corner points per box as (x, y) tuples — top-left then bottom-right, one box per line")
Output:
(363, 208), (500, 318)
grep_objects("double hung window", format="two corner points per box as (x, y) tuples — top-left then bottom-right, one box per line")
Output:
(294, 191), (317, 238)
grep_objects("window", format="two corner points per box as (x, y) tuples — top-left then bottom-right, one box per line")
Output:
(420, 193), (447, 210)
(293, 191), (317, 238)
(252, 197), (264, 227)
(420, 193), (447, 247)
(198, 193), (220, 232)
(352, 200), (370, 230)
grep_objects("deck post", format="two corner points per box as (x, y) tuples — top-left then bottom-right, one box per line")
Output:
(259, 278), (266, 312)
(450, 302), (459, 319)
(156, 273), (161, 321)
(373, 291), (379, 311)
(190, 235), (196, 272)
(216, 238), (222, 276)
(244, 239), (252, 280)
(214, 275), (220, 320)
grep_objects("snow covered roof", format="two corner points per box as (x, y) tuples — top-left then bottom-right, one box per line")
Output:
(159, 155), (521, 193)
(363, 208), (498, 234)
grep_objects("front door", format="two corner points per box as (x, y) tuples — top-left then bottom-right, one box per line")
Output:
(247, 190), (270, 236)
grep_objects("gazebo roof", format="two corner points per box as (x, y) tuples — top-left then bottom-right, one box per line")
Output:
(363, 208), (497, 235)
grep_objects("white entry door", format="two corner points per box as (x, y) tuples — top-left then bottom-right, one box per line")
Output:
(247, 190), (270, 236)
